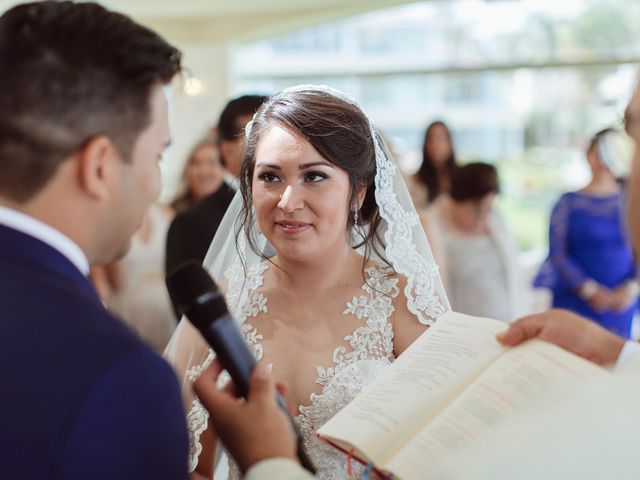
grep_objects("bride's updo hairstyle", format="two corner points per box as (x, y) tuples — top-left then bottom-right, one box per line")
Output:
(238, 88), (386, 267)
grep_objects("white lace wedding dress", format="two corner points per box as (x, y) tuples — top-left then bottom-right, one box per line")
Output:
(186, 261), (404, 479)
(166, 84), (450, 479)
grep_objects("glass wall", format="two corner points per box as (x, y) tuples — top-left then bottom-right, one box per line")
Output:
(229, 0), (640, 252)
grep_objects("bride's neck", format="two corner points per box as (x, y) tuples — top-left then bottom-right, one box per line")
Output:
(272, 244), (361, 292)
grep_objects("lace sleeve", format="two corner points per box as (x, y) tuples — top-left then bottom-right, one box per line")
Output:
(163, 319), (215, 473)
(548, 194), (589, 289)
(185, 397), (209, 472)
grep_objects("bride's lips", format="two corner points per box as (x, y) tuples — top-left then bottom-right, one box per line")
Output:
(275, 220), (311, 234)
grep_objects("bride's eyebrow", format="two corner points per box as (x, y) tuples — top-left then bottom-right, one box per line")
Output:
(254, 162), (335, 170)
(300, 162), (334, 170)
(255, 163), (280, 169)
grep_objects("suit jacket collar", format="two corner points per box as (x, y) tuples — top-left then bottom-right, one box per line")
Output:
(191, 183), (235, 212)
(0, 224), (100, 303)
(209, 182), (234, 202)
(223, 171), (239, 191)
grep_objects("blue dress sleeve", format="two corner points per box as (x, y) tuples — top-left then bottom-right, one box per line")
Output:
(548, 194), (590, 290)
(55, 346), (189, 480)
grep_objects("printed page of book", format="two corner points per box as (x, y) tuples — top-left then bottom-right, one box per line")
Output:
(318, 312), (508, 465)
(430, 373), (640, 480)
(386, 338), (610, 479)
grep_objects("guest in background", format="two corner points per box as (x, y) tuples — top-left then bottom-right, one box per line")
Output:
(218, 95), (269, 187)
(165, 95), (266, 317)
(534, 129), (639, 339)
(407, 120), (458, 209)
(170, 135), (223, 214)
(422, 163), (524, 322)
(92, 204), (176, 353)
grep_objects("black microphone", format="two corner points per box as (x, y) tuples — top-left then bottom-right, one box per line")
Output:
(166, 261), (316, 474)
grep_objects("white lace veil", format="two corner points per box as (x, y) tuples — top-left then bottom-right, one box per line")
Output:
(164, 84), (449, 474)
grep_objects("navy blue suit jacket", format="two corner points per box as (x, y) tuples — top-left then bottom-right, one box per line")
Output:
(0, 224), (188, 479)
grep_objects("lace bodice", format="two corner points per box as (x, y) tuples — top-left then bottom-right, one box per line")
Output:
(186, 262), (400, 479)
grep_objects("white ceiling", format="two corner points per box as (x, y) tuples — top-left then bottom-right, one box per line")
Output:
(123, 0), (423, 44)
(1, 0), (424, 44)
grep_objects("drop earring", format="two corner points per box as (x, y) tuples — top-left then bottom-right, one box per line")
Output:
(352, 203), (360, 226)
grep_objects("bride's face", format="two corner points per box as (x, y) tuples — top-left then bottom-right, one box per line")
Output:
(252, 124), (353, 261)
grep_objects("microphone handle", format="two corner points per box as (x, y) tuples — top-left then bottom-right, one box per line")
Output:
(201, 314), (256, 397)
(199, 316), (317, 474)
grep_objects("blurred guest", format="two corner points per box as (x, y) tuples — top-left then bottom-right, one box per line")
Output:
(218, 95), (269, 186)
(92, 204), (175, 353)
(534, 129), (639, 338)
(408, 120), (458, 209)
(170, 135), (223, 214)
(165, 95), (266, 316)
(422, 163), (523, 322)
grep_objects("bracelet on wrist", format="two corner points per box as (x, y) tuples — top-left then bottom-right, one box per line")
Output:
(578, 280), (599, 300)
(625, 281), (640, 298)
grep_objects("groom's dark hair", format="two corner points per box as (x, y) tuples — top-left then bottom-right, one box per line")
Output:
(0, 1), (182, 202)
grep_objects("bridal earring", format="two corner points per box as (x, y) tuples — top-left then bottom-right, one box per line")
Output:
(351, 203), (359, 226)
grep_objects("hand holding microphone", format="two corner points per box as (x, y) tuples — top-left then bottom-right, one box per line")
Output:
(166, 261), (316, 474)
(191, 359), (299, 475)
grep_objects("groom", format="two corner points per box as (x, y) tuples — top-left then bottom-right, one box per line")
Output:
(0, 2), (188, 479)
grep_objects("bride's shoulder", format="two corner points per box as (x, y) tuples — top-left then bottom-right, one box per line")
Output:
(361, 262), (417, 311)
(362, 259), (405, 282)
(361, 261), (432, 354)
(355, 261), (403, 297)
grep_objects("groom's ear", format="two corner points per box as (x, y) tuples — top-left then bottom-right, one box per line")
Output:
(77, 134), (121, 201)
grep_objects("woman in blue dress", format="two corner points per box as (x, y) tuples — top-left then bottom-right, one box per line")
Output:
(535, 129), (639, 338)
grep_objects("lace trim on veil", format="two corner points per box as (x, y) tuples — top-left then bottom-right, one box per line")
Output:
(372, 128), (446, 323)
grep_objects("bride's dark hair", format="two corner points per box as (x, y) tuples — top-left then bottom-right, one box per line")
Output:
(237, 89), (387, 270)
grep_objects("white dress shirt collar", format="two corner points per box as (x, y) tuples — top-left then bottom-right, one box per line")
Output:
(223, 171), (239, 191)
(0, 206), (90, 276)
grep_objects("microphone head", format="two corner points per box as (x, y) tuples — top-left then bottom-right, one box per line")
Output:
(165, 261), (228, 328)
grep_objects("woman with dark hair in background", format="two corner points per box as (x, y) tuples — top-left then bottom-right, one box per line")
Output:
(165, 85), (448, 479)
(170, 135), (224, 214)
(422, 163), (524, 322)
(534, 129), (639, 338)
(408, 120), (458, 209)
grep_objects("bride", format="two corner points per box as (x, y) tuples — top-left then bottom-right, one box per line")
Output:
(165, 85), (449, 479)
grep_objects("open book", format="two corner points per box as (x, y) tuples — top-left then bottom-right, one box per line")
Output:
(317, 311), (610, 479)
